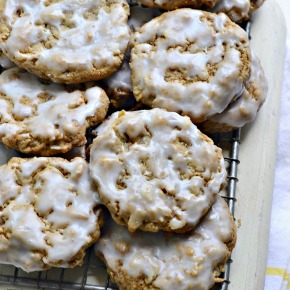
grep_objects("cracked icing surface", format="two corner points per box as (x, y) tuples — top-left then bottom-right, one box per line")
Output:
(0, 0), (130, 83)
(95, 197), (236, 290)
(200, 52), (268, 133)
(0, 67), (109, 156)
(130, 9), (251, 123)
(210, 0), (265, 23)
(136, 0), (217, 10)
(0, 157), (102, 272)
(89, 109), (227, 233)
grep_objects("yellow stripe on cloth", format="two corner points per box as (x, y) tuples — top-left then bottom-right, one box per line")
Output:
(266, 267), (290, 289)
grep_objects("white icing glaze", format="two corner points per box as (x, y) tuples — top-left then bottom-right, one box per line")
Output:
(208, 53), (268, 127)
(0, 49), (15, 69)
(0, 0), (130, 82)
(90, 109), (227, 232)
(0, 157), (101, 272)
(211, 0), (265, 22)
(103, 53), (132, 92)
(211, 0), (250, 22)
(130, 9), (250, 122)
(93, 112), (121, 136)
(0, 67), (109, 153)
(103, 6), (162, 93)
(95, 196), (235, 290)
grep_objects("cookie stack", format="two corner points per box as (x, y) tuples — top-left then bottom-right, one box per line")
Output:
(0, 0), (266, 289)
(104, 6), (268, 133)
(96, 196), (236, 290)
(91, 109), (236, 289)
(134, 0), (265, 23)
(0, 0), (130, 272)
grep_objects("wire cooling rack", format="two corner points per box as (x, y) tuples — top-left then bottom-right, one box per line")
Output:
(0, 128), (241, 290)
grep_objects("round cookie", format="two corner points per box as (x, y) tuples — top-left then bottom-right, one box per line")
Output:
(102, 6), (162, 110)
(89, 109), (227, 233)
(0, 67), (109, 156)
(0, 157), (102, 272)
(0, 0), (130, 84)
(95, 196), (236, 290)
(210, 0), (265, 23)
(199, 52), (268, 133)
(135, 0), (217, 10)
(130, 9), (251, 123)
(102, 51), (136, 110)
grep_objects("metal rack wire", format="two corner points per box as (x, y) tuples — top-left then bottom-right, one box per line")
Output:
(213, 129), (241, 290)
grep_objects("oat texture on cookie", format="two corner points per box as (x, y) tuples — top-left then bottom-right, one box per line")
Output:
(130, 9), (251, 123)
(0, 157), (102, 272)
(209, 0), (265, 23)
(95, 197), (236, 290)
(0, 0), (130, 83)
(0, 67), (109, 156)
(200, 52), (268, 133)
(89, 109), (227, 233)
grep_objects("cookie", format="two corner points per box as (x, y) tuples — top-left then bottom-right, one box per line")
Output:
(0, 0), (130, 84)
(0, 49), (15, 69)
(199, 52), (268, 133)
(95, 196), (236, 290)
(0, 67), (109, 156)
(89, 109), (227, 233)
(135, 0), (217, 10)
(102, 53), (136, 110)
(210, 0), (265, 23)
(130, 9), (251, 123)
(0, 157), (102, 272)
(102, 6), (162, 110)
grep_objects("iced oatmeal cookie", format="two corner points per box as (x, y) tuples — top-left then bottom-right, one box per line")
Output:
(89, 109), (227, 233)
(199, 52), (268, 133)
(210, 0), (265, 23)
(0, 67), (109, 156)
(0, 0), (130, 83)
(95, 196), (236, 290)
(130, 9), (251, 123)
(0, 157), (103, 272)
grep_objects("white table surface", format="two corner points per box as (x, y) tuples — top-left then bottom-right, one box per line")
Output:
(276, 1), (290, 39)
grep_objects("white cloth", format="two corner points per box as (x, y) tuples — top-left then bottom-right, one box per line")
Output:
(264, 39), (290, 289)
